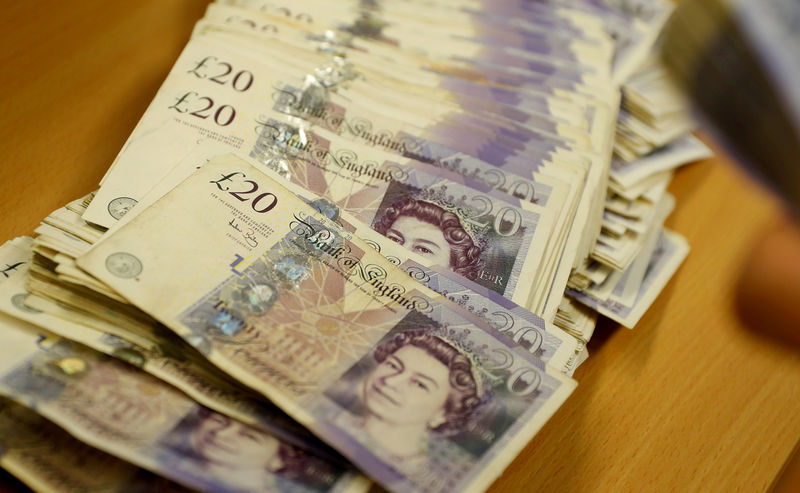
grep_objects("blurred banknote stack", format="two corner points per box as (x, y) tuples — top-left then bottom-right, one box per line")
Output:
(662, 0), (800, 213)
(566, 10), (715, 333)
(0, 1), (712, 492)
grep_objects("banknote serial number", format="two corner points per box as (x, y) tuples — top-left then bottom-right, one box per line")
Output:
(210, 172), (278, 213)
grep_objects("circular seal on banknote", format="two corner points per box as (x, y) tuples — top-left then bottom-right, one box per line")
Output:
(10, 293), (41, 313)
(107, 197), (138, 220)
(105, 252), (142, 279)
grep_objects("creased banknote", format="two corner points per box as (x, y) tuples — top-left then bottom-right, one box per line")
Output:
(102, 144), (578, 376)
(0, 237), (366, 493)
(82, 32), (596, 229)
(0, 319), (367, 493)
(0, 398), (193, 493)
(568, 228), (689, 327)
(0, 241), (343, 464)
(395, 260), (580, 374)
(78, 154), (576, 493)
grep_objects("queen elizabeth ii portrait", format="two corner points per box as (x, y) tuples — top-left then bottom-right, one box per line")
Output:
(373, 197), (484, 281)
(161, 407), (340, 491)
(356, 330), (483, 462)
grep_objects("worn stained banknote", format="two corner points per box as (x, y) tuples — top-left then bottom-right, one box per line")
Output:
(0, 319), (366, 493)
(0, 398), (193, 493)
(100, 143), (580, 375)
(78, 155), (576, 493)
(0, 241), (345, 463)
(84, 19), (609, 230)
(248, 122), (555, 306)
(568, 228), (689, 328)
(82, 35), (579, 229)
(0, 236), (366, 493)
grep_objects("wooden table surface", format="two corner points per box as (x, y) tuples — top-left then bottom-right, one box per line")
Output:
(2, 2), (799, 492)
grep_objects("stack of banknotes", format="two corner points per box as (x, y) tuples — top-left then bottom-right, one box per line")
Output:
(0, 1), (711, 491)
(564, 49), (713, 330)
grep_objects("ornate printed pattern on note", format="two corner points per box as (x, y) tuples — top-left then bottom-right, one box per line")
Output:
(179, 212), (409, 395)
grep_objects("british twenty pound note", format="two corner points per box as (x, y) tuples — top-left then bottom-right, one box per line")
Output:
(568, 228), (689, 328)
(0, 239), (365, 493)
(396, 260), (579, 373)
(114, 153), (577, 374)
(247, 123), (557, 308)
(100, 146), (576, 374)
(78, 154), (576, 493)
(85, 32), (584, 231)
(0, 318), (367, 493)
(0, 241), (341, 462)
(0, 398), (192, 493)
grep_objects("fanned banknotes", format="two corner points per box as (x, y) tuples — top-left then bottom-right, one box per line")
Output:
(102, 143), (581, 375)
(0, 237), (367, 493)
(0, 1), (710, 490)
(78, 155), (576, 493)
(0, 245), (344, 462)
(568, 228), (689, 328)
(0, 398), (192, 493)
